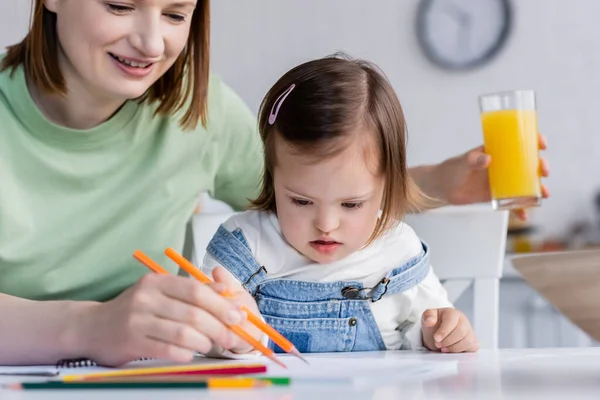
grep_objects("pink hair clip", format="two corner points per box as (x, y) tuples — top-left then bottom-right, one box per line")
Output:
(268, 84), (295, 125)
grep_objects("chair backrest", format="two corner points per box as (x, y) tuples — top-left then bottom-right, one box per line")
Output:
(404, 205), (508, 350)
(191, 212), (238, 265)
(403, 205), (509, 280)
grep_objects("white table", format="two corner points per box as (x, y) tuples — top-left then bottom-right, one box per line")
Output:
(2, 348), (599, 399)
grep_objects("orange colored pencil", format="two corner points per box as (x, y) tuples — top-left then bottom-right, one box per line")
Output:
(164, 248), (308, 364)
(133, 251), (169, 274)
(132, 250), (287, 369)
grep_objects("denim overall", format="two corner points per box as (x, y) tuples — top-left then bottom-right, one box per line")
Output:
(206, 225), (431, 353)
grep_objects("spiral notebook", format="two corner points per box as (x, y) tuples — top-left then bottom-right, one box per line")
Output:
(0, 358), (151, 377)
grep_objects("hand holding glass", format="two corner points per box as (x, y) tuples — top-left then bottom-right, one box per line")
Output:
(479, 90), (541, 210)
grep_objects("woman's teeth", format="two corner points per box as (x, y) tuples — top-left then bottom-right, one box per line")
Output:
(111, 54), (151, 68)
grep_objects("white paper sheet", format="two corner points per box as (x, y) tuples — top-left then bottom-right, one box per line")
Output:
(0, 352), (458, 387)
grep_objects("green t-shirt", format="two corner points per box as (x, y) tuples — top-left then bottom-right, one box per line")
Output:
(0, 59), (264, 302)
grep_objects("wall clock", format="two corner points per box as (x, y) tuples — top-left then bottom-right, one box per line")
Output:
(416, 0), (513, 71)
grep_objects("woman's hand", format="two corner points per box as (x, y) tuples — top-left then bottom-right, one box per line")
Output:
(411, 133), (550, 220)
(210, 266), (266, 354)
(79, 273), (247, 367)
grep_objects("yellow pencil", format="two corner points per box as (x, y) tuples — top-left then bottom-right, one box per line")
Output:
(62, 363), (267, 382)
(70, 374), (289, 386)
(208, 377), (271, 389)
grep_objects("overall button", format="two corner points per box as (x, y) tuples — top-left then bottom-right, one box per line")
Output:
(341, 287), (360, 299)
(348, 317), (357, 327)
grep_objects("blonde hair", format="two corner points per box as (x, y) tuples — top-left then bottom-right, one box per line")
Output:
(252, 54), (431, 244)
(1, 0), (211, 130)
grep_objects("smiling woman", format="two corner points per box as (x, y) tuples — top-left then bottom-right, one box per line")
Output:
(0, 0), (266, 366)
(3, 0), (208, 129)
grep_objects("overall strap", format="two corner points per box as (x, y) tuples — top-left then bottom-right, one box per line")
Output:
(206, 225), (267, 294)
(367, 241), (431, 302)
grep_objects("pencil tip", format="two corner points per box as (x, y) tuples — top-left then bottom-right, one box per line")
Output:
(290, 348), (310, 365)
(269, 355), (287, 369)
(298, 354), (310, 365)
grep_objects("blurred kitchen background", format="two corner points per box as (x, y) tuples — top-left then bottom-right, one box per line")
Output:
(3, 0), (599, 348)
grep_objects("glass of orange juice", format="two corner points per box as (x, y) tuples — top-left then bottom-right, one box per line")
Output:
(479, 90), (541, 210)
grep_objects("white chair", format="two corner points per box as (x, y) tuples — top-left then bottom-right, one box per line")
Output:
(192, 204), (509, 349)
(404, 204), (509, 349)
(189, 212), (238, 267)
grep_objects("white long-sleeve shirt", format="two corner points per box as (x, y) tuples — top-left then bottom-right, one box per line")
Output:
(202, 210), (453, 350)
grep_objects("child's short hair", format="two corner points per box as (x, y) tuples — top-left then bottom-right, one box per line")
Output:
(252, 53), (430, 243)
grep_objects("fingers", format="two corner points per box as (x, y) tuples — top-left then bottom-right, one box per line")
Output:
(466, 146), (491, 170)
(150, 293), (237, 350)
(513, 209), (528, 221)
(95, 274), (250, 366)
(136, 274), (245, 351)
(540, 158), (550, 177)
(133, 275), (242, 349)
(538, 133), (550, 196)
(212, 266), (246, 301)
(156, 275), (245, 326)
(541, 184), (550, 198)
(422, 309), (439, 328)
(538, 133), (548, 150)
(428, 310), (479, 353)
(212, 266), (242, 288)
(142, 317), (214, 359)
(207, 282), (228, 294)
(511, 156), (550, 221)
(441, 334), (480, 353)
(437, 315), (471, 349)
(433, 309), (460, 344)
(212, 267), (264, 353)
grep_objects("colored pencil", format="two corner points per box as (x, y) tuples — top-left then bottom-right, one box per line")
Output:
(133, 251), (169, 274)
(132, 250), (287, 369)
(73, 374), (290, 385)
(162, 364), (267, 376)
(6, 378), (271, 390)
(62, 363), (266, 382)
(164, 247), (309, 364)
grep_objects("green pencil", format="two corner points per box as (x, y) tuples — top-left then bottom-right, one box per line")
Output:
(251, 377), (291, 386)
(5, 377), (279, 390)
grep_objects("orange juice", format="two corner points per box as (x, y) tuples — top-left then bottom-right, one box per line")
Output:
(481, 109), (541, 201)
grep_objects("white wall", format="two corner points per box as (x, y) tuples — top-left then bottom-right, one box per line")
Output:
(209, 0), (600, 239)
(0, 1), (30, 48)
(3, 0), (600, 238)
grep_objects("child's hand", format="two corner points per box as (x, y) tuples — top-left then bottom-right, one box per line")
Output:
(421, 308), (479, 353)
(211, 266), (265, 354)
